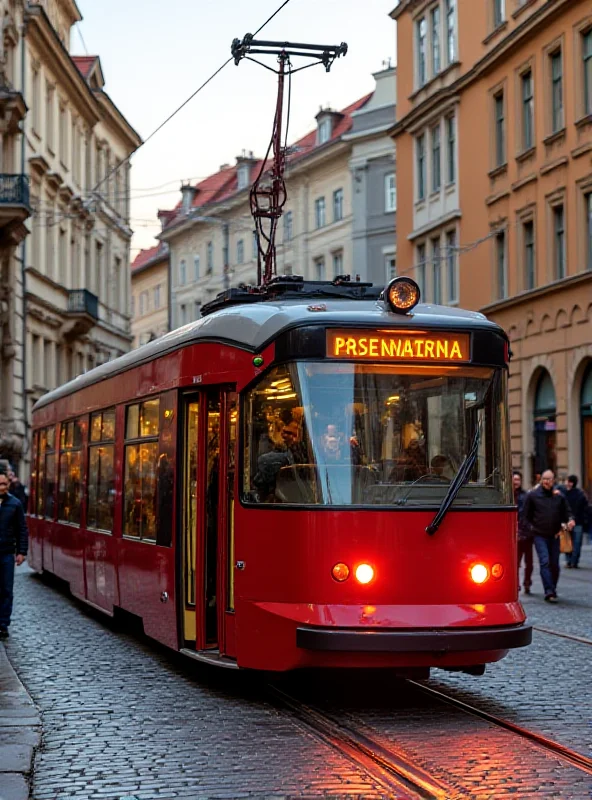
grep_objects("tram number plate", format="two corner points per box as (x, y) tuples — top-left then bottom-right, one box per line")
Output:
(326, 330), (470, 363)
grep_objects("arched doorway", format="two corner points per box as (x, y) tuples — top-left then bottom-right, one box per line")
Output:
(532, 370), (557, 480)
(581, 364), (592, 496)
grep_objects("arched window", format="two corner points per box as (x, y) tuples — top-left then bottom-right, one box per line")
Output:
(532, 370), (557, 478)
(580, 363), (592, 496)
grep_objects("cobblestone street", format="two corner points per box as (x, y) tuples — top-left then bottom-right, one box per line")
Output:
(3, 544), (591, 799)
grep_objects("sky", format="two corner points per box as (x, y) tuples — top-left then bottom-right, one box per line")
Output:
(74, 0), (397, 256)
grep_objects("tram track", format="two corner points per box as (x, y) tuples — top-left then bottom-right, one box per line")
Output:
(266, 683), (458, 800)
(409, 680), (592, 777)
(533, 625), (592, 646)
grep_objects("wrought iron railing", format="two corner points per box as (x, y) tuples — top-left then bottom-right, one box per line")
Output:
(0, 174), (30, 207)
(67, 289), (99, 320)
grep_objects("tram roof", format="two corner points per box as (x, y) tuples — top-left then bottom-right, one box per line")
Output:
(33, 297), (504, 411)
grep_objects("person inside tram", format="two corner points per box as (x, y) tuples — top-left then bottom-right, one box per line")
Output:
(425, 455), (451, 483)
(253, 418), (308, 500)
(389, 438), (427, 483)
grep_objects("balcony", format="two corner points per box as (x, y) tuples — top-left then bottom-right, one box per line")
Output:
(62, 289), (99, 339)
(0, 174), (31, 245)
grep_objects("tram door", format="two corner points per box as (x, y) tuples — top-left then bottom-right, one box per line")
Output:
(181, 388), (238, 657)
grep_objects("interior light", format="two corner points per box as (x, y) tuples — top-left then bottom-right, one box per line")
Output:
(386, 277), (421, 314)
(355, 564), (375, 584)
(491, 563), (504, 580)
(470, 564), (489, 584)
(332, 563), (350, 582)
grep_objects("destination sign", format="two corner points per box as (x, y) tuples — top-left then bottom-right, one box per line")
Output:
(327, 330), (470, 362)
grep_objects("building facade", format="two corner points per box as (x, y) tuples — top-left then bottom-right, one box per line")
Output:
(159, 71), (396, 330)
(392, 0), (592, 491)
(0, 0), (140, 475)
(130, 242), (169, 348)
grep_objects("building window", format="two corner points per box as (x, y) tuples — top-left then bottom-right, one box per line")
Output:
(88, 410), (116, 532)
(332, 251), (344, 277)
(385, 173), (396, 212)
(416, 134), (426, 201)
(180, 304), (187, 326)
(252, 231), (258, 260)
(431, 6), (441, 75)
(139, 291), (147, 316)
(154, 284), (161, 309)
(446, 116), (456, 184)
(333, 188), (344, 222)
(237, 164), (250, 190)
(59, 103), (68, 166)
(194, 255), (200, 281)
(237, 239), (244, 264)
(318, 118), (331, 144)
(206, 241), (213, 273)
(521, 70), (534, 151)
(523, 220), (535, 290)
(446, 230), (458, 304)
(587, 192), (592, 270)
(431, 237), (441, 304)
(124, 399), (160, 542)
(58, 419), (84, 526)
(584, 30), (592, 116)
(385, 254), (397, 282)
(431, 124), (441, 192)
(553, 204), (565, 279)
(31, 68), (40, 132)
(446, 0), (456, 65)
(284, 211), (293, 242)
(194, 301), (201, 320)
(45, 83), (54, 149)
(550, 50), (563, 133)
(315, 197), (326, 228)
(416, 243), (426, 296)
(494, 90), (505, 166)
(179, 259), (186, 285)
(496, 230), (507, 299)
(417, 17), (427, 87)
(493, 0), (504, 28)
(314, 257), (325, 281)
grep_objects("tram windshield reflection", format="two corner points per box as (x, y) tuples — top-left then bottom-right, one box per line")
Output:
(244, 361), (511, 506)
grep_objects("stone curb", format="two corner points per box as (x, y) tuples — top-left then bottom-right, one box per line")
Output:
(0, 644), (41, 800)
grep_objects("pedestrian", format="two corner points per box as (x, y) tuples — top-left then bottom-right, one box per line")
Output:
(523, 469), (574, 603)
(0, 473), (28, 638)
(6, 467), (28, 513)
(558, 475), (588, 568)
(513, 471), (533, 594)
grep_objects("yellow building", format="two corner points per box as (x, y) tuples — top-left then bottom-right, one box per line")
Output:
(131, 243), (169, 348)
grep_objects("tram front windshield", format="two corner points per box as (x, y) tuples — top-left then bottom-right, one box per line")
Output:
(243, 361), (511, 506)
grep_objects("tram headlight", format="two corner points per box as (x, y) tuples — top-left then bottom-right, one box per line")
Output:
(332, 563), (350, 582)
(385, 277), (421, 314)
(470, 564), (489, 584)
(355, 564), (375, 585)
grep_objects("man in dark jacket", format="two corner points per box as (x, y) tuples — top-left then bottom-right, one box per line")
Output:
(0, 473), (28, 638)
(558, 475), (588, 569)
(6, 467), (28, 513)
(523, 470), (574, 603)
(513, 471), (532, 594)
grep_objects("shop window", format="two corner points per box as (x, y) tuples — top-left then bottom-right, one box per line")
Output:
(124, 399), (160, 541)
(580, 364), (592, 497)
(36, 427), (56, 519)
(532, 371), (557, 478)
(88, 410), (116, 531)
(58, 419), (84, 525)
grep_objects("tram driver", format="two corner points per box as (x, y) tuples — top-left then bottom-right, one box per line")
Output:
(253, 419), (308, 501)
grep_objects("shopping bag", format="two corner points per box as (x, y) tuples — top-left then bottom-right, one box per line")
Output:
(558, 525), (572, 554)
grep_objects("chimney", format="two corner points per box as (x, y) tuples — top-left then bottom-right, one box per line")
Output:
(180, 182), (197, 212)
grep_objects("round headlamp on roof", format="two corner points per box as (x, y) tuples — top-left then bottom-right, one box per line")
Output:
(385, 277), (421, 314)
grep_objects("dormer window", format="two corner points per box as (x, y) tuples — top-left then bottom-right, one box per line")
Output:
(318, 117), (331, 145)
(237, 163), (250, 190)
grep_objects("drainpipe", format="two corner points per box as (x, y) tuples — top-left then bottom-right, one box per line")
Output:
(19, 15), (28, 463)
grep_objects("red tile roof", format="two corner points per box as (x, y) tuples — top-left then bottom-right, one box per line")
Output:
(72, 56), (97, 78)
(131, 243), (168, 272)
(162, 92), (372, 231)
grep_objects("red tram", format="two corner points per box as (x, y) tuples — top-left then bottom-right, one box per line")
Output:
(28, 276), (532, 673)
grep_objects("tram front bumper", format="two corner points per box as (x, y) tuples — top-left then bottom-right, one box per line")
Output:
(296, 622), (532, 654)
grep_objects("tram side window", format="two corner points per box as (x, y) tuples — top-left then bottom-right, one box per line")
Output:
(87, 410), (116, 532)
(124, 399), (160, 542)
(58, 419), (85, 525)
(36, 427), (56, 519)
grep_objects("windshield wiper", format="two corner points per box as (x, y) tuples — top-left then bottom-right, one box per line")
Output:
(425, 372), (498, 536)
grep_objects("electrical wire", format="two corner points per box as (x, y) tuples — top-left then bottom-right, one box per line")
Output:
(89, 0), (295, 198)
